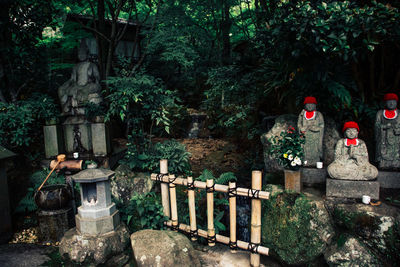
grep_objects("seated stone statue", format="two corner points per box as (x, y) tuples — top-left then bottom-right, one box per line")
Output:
(297, 96), (324, 166)
(58, 40), (102, 116)
(327, 121), (378, 180)
(375, 93), (400, 169)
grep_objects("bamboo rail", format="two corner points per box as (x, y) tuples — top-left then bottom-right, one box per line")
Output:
(154, 160), (270, 265)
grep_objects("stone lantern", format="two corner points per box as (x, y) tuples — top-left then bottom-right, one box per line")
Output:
(72, 168), (120, 235)
(0, 146), (15, 243)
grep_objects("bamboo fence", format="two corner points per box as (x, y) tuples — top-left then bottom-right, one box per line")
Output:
(151, 160), (271, 267)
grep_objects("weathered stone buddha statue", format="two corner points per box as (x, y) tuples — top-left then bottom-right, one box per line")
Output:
(375, 93), (400, 170)
(327, 122), (378, 180)
(297, 96), (324, 166)
(58, 40), (102, 116)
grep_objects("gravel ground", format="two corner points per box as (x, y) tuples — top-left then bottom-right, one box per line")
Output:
(0, 243), (56, 267)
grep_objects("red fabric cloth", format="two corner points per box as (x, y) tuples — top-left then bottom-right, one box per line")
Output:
(345, 138), (359, 146)
(342, 121), (360, 133)
(303, 96), (317, 105)
(384, 93), (398, 102)
(384, 109), (397, 119)
(305, 110), (316, 120)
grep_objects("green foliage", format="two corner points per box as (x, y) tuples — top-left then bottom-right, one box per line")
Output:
(14, 168), (66, 214)
(261, 192), (324, 265)
(268, 126), (305, 171)
(0, 94), (58, 149)
(384, 221), (400, 264)
(117, 192), (167, 233)
(84, 103), (106, 121)
(123, 136), (191, 175)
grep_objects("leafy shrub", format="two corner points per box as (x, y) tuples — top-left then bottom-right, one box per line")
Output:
(122, 136), (191, 175)
(0, 93), (58, 149)
(117, 192), (167, 233)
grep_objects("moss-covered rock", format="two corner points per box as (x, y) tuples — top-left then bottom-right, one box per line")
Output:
(261, 192), (334, 265)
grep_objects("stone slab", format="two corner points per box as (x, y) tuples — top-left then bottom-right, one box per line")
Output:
(301, 167), (327, 185)
(377, 171), (400, 189)
(326, 179), (380, 200)
(43, 125), (64, 158)
(78, 203), (116, 219)
(91, 123), (110, 156)
(76, 210), (120, 235)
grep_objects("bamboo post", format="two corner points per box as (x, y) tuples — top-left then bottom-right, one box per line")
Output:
(250, 171), (262, 267)
(160, 160), (171, 218)
(206, 178), (215, 246)
(169, 174), (178, 231)
(229, 181), (237, 253)
(187, 176), (197, 241)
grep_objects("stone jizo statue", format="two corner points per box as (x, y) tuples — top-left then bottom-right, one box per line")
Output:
(375, 93), (400, 170)
(58, 40), (102, 116)
(327, 121), (378, 180)
(297, 96), (324, 166)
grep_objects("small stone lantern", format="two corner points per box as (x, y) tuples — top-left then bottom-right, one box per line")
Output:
(72, 168), (120, 235)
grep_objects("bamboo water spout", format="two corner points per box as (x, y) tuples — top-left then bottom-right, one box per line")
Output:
(37, 154), (66, 192)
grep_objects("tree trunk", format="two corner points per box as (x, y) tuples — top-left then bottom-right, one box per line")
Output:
(97, 0), (107, 81)
(221, 0), (232, 65)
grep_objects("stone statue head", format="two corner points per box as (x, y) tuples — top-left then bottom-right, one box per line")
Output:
(384, 93), (398, 110)
(78, 40), (89, 62)
(342, 121), (359, 139)
(303, 96), (317, 111)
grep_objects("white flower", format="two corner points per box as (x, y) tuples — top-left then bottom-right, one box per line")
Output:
(303, 160), (308, 165)
(288, 154), (294, 160)
(295, 158), (301, 165)
(294, 156), (300, 162)
(296, 160), (302, 166)
(290, 161), (296, 166)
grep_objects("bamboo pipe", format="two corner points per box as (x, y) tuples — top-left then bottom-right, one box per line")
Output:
(151, 174), (270, 200)
(37, 154), (66, 192)
(50, 159), (83, 171)
(169, 174), (178, 231)
(164, 221), (269, 256)
(187, 176), (197, 241)
(206, 178), (215, 246)
(160, 160), (171, 218)
(229, 181), (237, 253)
(250, 171), (262, 267)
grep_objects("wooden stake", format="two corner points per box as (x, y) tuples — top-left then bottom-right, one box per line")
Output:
(187, 176), (197, 241)
(160, 160), (171, 218)
(206, 178), (215, 246)
(164, 221), (269, 256)
(169, 174), (178, 231)
(229, 181), (237, 253)
(151, 174), (270, 200)
(250, 171), (262, 267)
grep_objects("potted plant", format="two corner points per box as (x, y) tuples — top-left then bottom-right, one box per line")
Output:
(268, 126), (305, 192)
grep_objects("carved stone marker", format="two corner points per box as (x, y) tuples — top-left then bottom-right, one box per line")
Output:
(326, 122), (379, 199)
(375, 93), (400, 170)
(297, 96), (324, 167)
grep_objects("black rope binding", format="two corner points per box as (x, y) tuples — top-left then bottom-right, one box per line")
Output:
(247, 188), (260, 199)
(171, 222), (179, 231)
(229, 240), (238, 250)
(169, 176), (177, 188)
(156, 173), (168, 182)
(206, 182), (215, 193)
(248, 242), (260, 254)
(228, 186), (237, 198)
(207, 233), (216, 244)
(189, 229), (198, 239)
(187, 180), (195, 191)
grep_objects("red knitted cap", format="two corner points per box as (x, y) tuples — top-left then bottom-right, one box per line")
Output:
(384, 93), (398, 102)
(342, 121), (359, 133)
(304, 96), (317, 105)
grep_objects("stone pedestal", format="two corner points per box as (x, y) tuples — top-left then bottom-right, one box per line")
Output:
(301, 167), (327, 186)
(43, 125), (64, 158)
(326, 179), (380, 199)
(284, 170), (302, 192)
(63, 116), (92, 154)
(37, 208), (73, 243)
(59, 224), (131, 266)
(91, 122), (110, 156)
(377, 171), (400, 189)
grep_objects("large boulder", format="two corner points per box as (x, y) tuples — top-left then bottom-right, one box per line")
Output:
(324, 236), (379, 266)
(130, 229), (201, 267)
(325, 200), (400, 262)
(59, 224), (131, 266)
(111, 164), (154, 205)
(261, 192), (334, 265)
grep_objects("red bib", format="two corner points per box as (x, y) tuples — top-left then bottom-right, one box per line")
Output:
(384, 109), (397, 119)
(304, 110), (316, 120)
(345, 138), (359, 146)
